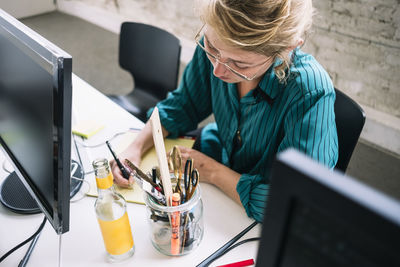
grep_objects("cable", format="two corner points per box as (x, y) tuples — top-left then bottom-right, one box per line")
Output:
(2, 159), (12, 174)
(0, 216), (47, 263)
(18, 231), (42, 267)
(215, 237), (260, 259)
(196, 221), (258, 267)
(72, 134), (86, 176)
(70, 176), (91, 203)
(75, 128), (140, 148)
(74, 128), (139, 175)
(199, 237), (261, 267)
(58, 233), (63, 267)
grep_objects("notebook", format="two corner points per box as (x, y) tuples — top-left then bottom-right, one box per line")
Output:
(86, 131), (195, 204)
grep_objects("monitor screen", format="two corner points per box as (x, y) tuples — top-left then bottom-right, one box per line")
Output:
(256, 149), (400, 267)
(0, 9), (72, 234)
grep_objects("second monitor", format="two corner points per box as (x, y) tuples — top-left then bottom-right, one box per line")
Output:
(256, 149), (400, 267)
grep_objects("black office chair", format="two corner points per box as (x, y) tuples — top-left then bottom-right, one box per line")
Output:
(108, 22), (181, 122)
(334, 88), (366, 172)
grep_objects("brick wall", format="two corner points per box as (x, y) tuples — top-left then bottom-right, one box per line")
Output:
(58, 0), (400, 153)
(303, 0), (400, 117)
(67, 0), (400, 118)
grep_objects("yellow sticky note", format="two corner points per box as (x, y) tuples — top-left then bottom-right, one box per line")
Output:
(72, 120), (105, 139)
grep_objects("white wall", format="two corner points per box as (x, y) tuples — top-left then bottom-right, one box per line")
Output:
(0, 0), (55, 19)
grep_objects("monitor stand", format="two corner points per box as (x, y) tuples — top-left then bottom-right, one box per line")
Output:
(0, 159), (84, 214)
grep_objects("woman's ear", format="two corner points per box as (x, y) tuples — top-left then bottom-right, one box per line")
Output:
(286, 39), (304, 52)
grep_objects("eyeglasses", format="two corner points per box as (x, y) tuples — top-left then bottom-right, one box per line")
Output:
(194, 24), (270, 81)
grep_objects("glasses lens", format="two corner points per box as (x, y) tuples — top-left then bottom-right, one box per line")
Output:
(195, 25), (267, 81)
(195, 31), (252, 80)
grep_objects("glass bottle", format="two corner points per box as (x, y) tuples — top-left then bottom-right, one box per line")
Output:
(93, 158), (135, 262)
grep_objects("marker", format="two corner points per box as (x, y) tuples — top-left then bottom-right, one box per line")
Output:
(171, 193), (181, 255)
(105, 141), (130, 180)
(216, 259), (255, 267)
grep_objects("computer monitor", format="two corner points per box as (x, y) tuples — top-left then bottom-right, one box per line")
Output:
(0, 9), (79, 234)
(256, 149), (400, 267)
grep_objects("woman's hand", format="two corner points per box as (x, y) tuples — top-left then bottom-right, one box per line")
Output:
(110, 147), (141, 188)
(177, 146), (218, 184)
(177, 146), (242, 204)
(110, 122), (163, 188)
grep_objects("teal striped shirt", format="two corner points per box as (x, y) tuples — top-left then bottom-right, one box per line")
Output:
(154, 46), (338, 222)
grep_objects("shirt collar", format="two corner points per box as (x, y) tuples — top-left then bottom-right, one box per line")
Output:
(257, 58), (284, 102)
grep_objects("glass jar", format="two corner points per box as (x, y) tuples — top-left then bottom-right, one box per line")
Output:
(144, 184), (204, 256)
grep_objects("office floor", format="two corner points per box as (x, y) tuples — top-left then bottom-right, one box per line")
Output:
(21, 11), (400, 201)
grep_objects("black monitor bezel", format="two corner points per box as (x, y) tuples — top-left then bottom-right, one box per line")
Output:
(256, 149), (400, 266)
(0, 9), (72, 234)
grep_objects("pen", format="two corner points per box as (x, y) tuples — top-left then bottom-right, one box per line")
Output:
(152, 167), (157, 184)
(124, 159), (163, 193)
(133, 176), (166, 205)
(216, 259), (255, 267)
(105, 141), (130, 179)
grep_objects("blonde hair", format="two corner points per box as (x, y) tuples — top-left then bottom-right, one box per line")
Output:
(198, 0), (314, 82)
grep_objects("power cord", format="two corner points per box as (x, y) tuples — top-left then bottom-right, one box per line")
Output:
(70, 176), (91, 203)
(72, 134), (86, 175)
(0, 216), (46, 263)
(18, 230), (41, 267)
(75, 128), (139, 148)
(215, 237), (260, 259)
(2, 159), (12, 174)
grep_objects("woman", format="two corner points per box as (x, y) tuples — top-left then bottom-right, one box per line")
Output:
(111, 0), (338, 222)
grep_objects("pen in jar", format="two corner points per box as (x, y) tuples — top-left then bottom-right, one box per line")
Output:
(105, 140), (130, 180)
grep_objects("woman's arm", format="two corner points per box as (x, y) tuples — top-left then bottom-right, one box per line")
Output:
(112, 46), (212, 187)
(178, 146), (269, 222)
(178, 147), (242, 205)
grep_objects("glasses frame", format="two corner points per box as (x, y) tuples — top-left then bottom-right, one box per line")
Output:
(194, 24), (270, 81)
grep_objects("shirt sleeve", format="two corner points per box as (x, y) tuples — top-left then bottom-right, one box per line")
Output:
(236, 173), (269, 223)
(150, 46), (213, 138)
(236, 87), (338, 223)
(278, 88), (338, 168)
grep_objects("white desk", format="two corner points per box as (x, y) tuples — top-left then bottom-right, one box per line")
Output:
(0, 75), (261, 267)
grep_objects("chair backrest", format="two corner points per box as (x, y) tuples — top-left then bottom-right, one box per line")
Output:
(119, 22), (181, 100)
(334, 88), (366, 172)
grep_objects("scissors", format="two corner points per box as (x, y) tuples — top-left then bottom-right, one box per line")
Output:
(169, 146), (183, 196)
(184, 158), (199, 202)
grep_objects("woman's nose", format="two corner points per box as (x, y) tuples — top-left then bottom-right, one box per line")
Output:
(212, 61), (228, 77)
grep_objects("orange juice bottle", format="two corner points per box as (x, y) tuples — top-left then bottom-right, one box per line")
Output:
(92, 158), (135, 262)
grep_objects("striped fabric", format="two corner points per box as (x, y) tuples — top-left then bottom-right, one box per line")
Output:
(153, 45), (338, 222)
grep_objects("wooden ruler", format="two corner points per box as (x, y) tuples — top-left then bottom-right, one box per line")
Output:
(149, 107), (173, 206)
